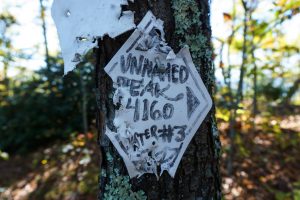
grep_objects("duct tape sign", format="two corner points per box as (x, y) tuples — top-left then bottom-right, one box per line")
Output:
(104, 11), (212, 178)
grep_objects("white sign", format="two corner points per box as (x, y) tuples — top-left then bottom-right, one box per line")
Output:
(51, 0), (135, 75)
(104, 11), (212, 178)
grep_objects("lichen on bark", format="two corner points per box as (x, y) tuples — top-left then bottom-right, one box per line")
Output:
(96, 0), (222, 199)
(172, 0), (221, 159)
(102, 152), (146, 200)
(172, 0), (212, 66)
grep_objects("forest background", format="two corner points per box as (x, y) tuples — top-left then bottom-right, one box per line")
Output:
(0, 0), (299, 199)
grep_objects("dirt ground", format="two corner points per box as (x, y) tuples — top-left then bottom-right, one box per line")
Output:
(0, 115), (300, 200)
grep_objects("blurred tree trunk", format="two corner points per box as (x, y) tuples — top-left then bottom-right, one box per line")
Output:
(227, 0), (249, 175)
(95, 1), (221, 199)
(2, 63), (9, 97)
(80, 68), (88, 134)
(39, 0), (50, 70)
(283, 78), (300, 104)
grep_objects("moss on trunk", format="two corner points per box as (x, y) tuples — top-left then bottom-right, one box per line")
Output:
(95, 0), (221, 199)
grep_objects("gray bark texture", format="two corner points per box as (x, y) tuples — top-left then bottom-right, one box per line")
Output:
(95, 1), (222, 199)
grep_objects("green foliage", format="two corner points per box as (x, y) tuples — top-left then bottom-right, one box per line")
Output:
(215, 0), (300, 111)
(0, 58), (95, 153)
(0, 150), (9, 160)
(258, 82), (285, 101)
(293, 181), (300, 200)
(0, 13), (16, 27)
(0, 13), (16, 62)
(264, 181), (300, 200)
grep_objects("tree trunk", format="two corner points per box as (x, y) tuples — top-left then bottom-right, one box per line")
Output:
(80, 68), (88, 134)
(95, 1), (222, 199)
(39, 0), (50, 70)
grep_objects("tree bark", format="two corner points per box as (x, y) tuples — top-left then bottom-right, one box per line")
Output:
(95, 1), (221, 199)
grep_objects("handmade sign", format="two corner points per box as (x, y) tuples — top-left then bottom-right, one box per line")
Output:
(51, 0), (135, 75)
(104, 11), (212, 178)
